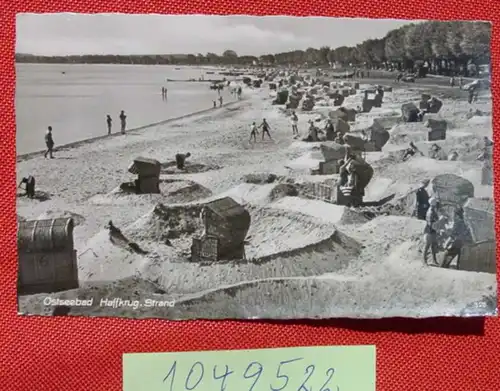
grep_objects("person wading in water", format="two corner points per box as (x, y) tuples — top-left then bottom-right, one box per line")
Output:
(44, 126), (55, 159)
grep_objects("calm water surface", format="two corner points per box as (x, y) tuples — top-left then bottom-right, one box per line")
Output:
(16, 63), (236, 154)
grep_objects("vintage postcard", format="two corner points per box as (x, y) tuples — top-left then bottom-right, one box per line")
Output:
(16, 14), (496, 319)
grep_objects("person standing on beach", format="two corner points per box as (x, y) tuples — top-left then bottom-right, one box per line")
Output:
(18, 175), (36, 199)
(468, 85), (478, 104)
(237, 86), (242, 100)
(44, 126), (54, 159)
(259, 119), (273, 141)
(119, 110), (127, 134)
(249, 122), (258, 143)
(213, 100), (217, 108)
(290, 111), (299, 136)
(219, 96), (223, 107)
(164, 87), (168, 100)
(161, 87), (165, 99)
(423, 197), (440, 266)
(106, 115), (112, 135)
(413, 180), (430, 221)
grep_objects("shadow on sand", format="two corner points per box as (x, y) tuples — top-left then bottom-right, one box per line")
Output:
(17, 191), (52, 202)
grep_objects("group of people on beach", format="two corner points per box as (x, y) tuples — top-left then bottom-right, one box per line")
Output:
(212, 84), (242, 109)
(249, 119), (273, 142)
(286, 111), (348, 143)
(35, 109), (128, 162)
(412, 180), (472, 268)
(106, 110), (127, 135)
(409, 135), (493, 268)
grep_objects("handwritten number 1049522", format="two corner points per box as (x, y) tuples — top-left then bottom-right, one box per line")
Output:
(163, 358), (339, 391)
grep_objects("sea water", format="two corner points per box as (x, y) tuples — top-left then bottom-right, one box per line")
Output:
(15, 63), (236, 155)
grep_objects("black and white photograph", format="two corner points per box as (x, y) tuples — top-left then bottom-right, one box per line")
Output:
(16, 14), (496, 319)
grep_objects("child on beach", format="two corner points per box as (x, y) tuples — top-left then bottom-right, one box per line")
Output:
(259, 119), (273, 141)
(213, 100), (216, 108)
(249, 122), (258, 143)
(219, 96), (223, 107)
(106, 115), (112, 135)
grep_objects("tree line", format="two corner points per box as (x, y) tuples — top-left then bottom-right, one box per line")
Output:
(16, 20), (490, 76)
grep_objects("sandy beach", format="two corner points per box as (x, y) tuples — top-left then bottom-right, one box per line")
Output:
(17, 73), (496, 319)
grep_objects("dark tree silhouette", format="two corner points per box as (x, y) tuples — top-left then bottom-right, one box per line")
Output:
(16, 21), (490, 76)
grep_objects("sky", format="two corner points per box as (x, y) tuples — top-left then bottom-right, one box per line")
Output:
(16, 14), (412, 56)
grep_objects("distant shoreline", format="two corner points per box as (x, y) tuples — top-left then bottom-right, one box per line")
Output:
(16, 97), (246, 163)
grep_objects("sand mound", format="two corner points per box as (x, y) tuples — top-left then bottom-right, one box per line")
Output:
(126, 203), (202, 245)
(242, 173), (280, 184)
(270, 197), (344, 223)
(160, 161), (222, 174)
(36, 210), (86, 226)
(268, 184), (299, 201)
(160, 247), (495, 318)
(284, 153), (321, 173)
(244, 206), (341, 259)
(339, 208), (372, 225)
(388, 123), (431, 145)
(77, 229), (149, 283)
(217, 183), (278, 205)
(16, 190), (51, 202)
(270, 196), (371, 225)
(370, 150), (407, 167)
(122, 199), (358, 262)
(88, 180), (211, 206)
(22, 265), (493, 318)
(159, 180), (212, 202)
